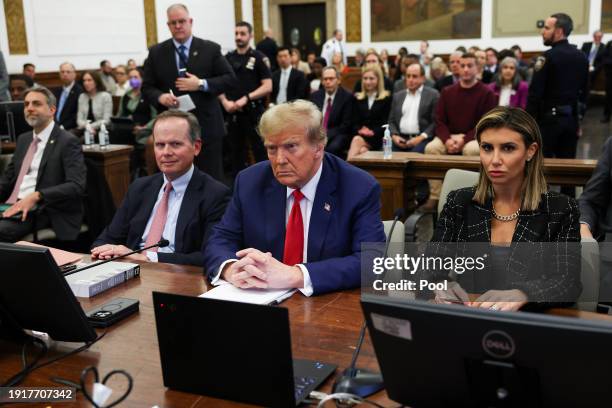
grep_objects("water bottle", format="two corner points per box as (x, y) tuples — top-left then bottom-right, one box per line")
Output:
(382, 124), (392, 159)
(84, 120), (93, 149)
(99, 123), (109, 149)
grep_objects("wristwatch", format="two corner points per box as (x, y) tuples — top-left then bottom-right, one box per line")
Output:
(198, 79), (205, 91)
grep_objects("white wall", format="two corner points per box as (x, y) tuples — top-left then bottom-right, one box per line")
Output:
(338, 0), (606, 56)
(0, 0), (237, 74)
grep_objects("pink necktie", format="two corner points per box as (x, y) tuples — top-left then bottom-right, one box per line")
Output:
(145, 181), (173, 251)
(323, 97), (332, 129)
(283, 190), (305, 266)
(6, 136), (40, 204)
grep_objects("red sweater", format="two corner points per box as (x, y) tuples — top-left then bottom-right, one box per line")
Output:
(435, 81), (497, 143)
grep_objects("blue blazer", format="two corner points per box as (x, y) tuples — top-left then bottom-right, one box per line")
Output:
(203, 153), (386, 294)
(93, 169), (230, 266)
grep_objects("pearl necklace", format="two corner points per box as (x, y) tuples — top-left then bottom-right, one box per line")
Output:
(492, 206), (520, 222)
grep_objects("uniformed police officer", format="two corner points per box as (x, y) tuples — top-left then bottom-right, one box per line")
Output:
(526, 13), (588, 169)
(321, 29), (347, 66)
(219, 21), (272, 177)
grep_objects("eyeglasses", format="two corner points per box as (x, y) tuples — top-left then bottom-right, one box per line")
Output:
(168, 19), (188, 27)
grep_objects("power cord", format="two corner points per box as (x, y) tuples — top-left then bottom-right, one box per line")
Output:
(309, 391), (404, 408)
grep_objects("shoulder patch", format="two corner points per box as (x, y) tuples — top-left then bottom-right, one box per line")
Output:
(262, 57), (271, 68)
(534, 56), (546, 71)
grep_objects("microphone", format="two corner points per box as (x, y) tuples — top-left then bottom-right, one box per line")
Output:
(64, 239), (170, 277)
(332, 208), (405, 397)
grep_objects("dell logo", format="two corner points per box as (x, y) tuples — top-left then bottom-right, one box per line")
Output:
(482, 330), (515, 359)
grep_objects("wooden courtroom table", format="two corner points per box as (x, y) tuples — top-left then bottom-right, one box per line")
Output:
(1, 260), (610, 407)
(350, 151), (598, 220)
(1, 142), (133, 208)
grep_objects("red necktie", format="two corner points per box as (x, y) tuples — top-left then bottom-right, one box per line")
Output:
(283, 190), (304, 265)
(6, 136), (40, 204)
(144, 181), (173, 251)
(323, 97), (332, 130)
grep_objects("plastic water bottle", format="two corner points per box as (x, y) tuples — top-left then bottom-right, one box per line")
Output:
(382, 124), (392, 159)
(84, 120), (93, 149)
(99, 123), (109, 149)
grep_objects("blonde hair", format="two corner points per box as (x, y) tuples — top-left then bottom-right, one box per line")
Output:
(356, 64), (389, 101)
(473, 107), (547, 211)
(258, 99), (327, 146)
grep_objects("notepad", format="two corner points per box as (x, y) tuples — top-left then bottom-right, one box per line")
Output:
(176, 94), (196, 112)
(199, 283), (296, 305)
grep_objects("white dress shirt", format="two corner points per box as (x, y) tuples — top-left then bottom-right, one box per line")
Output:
(399, 85), (423, 135)
(367, 93), (376, 109)
(276, 67), (292, 104)
(18, 121), (54, 200)
(140, 165), (194, 262)
(212, 161), (324, 297)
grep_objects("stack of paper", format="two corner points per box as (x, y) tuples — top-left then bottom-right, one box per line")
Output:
(199, 283), (296, 305)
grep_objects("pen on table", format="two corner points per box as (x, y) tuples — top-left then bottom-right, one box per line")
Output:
(269, 290), (297, 306)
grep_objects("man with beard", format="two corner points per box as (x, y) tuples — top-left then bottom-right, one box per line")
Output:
(0, 86), (86, 242)
(219, 21), (272, 178)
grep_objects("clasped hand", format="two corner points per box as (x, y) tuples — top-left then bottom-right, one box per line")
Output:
(223, 248), (304, 290)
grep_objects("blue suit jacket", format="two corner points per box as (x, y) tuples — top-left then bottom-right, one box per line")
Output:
(93, 169), (230, 266)
(203, 153), (386, 294)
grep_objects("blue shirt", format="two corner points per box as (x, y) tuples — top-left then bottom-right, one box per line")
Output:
(172, 36), (208, 91)
(141, 165), (194, 261)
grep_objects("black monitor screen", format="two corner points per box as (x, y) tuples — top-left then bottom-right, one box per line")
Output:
(0, 101), (31, 141)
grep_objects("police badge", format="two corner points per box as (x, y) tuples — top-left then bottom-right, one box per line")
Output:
(246, 57), (255, 70)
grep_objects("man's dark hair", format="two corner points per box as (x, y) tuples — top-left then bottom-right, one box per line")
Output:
(461, 52), (477, 61)
(485, 47), (498, 56)
(497, 49), (515, 60)
(99, 60), (109, 68)
(23, 63), (35, 70)
(407, 63), (426, 77)
(277, 46), (290, 54)
(455, 46), (467, 53)
(236, 20), (253, 33)
(510, 44), (522, 52)
(314, 57), (327, 66)
(10, 74), (34, 87)
(551, 13), (573, 37)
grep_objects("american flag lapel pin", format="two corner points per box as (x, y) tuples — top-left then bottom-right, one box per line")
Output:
(324, 203), (331, 212)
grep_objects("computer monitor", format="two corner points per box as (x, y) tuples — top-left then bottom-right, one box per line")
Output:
(0, 101), (31, 142)
(361, 294), (612, 407)
(0, 243), (97, 342)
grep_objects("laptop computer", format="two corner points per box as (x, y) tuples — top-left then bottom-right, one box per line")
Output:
(152, 291), (337, 407)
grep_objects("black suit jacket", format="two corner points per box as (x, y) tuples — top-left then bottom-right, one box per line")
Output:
(310, 87), (353, 141)
(0, 124), (86, 240)
(351, 95), (392, 141)
(579, 136), (612, 238)
(142, 37), (235, 142)
(92, 168), (230, 266)
(52, 83), (83, 130)
(581, 41), (605, 69)
(435, 75), (456, 91)
(271, 68), (307, 103)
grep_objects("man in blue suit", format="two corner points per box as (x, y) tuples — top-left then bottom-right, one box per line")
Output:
(203, 100), (385, 295)
(91, 110), (230, 266)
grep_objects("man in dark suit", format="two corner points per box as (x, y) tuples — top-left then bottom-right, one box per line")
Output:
(435, 51), (462, 91)
(92, 110), (230, 266)
(581, 30), (605, 85)
(255, 28), (278, 71)
(0, 86), (86, 242)
(53, 62), (83, 131)
(310, 66), (352, 156)
(142, 3), (235, 181)
(203, 100), (386, 295)
(271, 47), (307, 104)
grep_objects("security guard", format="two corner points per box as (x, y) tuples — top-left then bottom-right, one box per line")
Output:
(219, 21), (272, 177)
(321, 29), (347, 66)
(526, 13), (588, 167)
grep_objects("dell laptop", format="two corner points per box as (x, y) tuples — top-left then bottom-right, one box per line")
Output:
(153, 291), (336, 407)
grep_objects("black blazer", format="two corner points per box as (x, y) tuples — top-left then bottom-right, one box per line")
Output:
(351, 94), (392, 140)
(435, 75), (456, 91)
(142, 37), (235, 142)
(0, 124), (86, 240)
(93, 169), (230, 266)
(52, 83), (83, 130)
(271, 68), (307, 102)
(579, 136), (612, 238)
(581, 41), (605, 68)
(310, 87), (353, 140)
(430, 187), (581, 303)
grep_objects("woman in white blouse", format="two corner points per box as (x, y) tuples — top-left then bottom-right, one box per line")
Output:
(77, 71), (112, 135)
(487, 57), (529, 109)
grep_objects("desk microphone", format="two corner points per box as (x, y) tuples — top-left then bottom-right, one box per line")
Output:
(64, 239), (170, 277)
(332, 208), (405, 397)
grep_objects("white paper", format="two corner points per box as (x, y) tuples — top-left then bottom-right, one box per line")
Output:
(199, 283), (295, 305)
(176, 94), (196, 112)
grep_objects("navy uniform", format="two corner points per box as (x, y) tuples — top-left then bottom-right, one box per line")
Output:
(224, 47), (271, 176)
(526, 39), (588, 163)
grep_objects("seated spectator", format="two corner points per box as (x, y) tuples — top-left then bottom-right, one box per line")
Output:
(0, 86), (86, 242)
(290, 48), (311, 74)
(394, 46), (408, 71)
(306, 57), (326, 94)
(126, 58), (138, 71)
(53, 62), (83, 131)
(353, 51), (393, 93)
(498, 48), (530, 81)
(9, 74), (33, 101)
(99, 60), (117, 94)
(511, 44), (529, 70)
(306, 51), (316, 70)
(422, 52), (497, 211)
(91, 110), (230, 266)
(203, 99), (385, 295)
(272, 47), (308, 104)
(346, 65), (391, 160)
(484, 47), (499, 74)
(422, 51), (433, 79)
(22, 63), (37, 85)
(117, 68), (157, 144)
(431, 107), (581, 310)
(429, 57), (448, 83)
(331, 51), (347, 74)
(386, 63), (439, 153)
(310, 66), (353, 156)
(380, 48), (391, 76)
(353, 48), (366, 67)
(436, 51), (462, 91)
(474, 49), (494, 83)
(487, 57), (529, 109)
(77, 71), (112, 135)
(393, 54), (435, 92)
(113, 65), (131, 97)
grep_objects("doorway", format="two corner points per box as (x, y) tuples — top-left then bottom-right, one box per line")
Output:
(280, 3), (326, 58)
